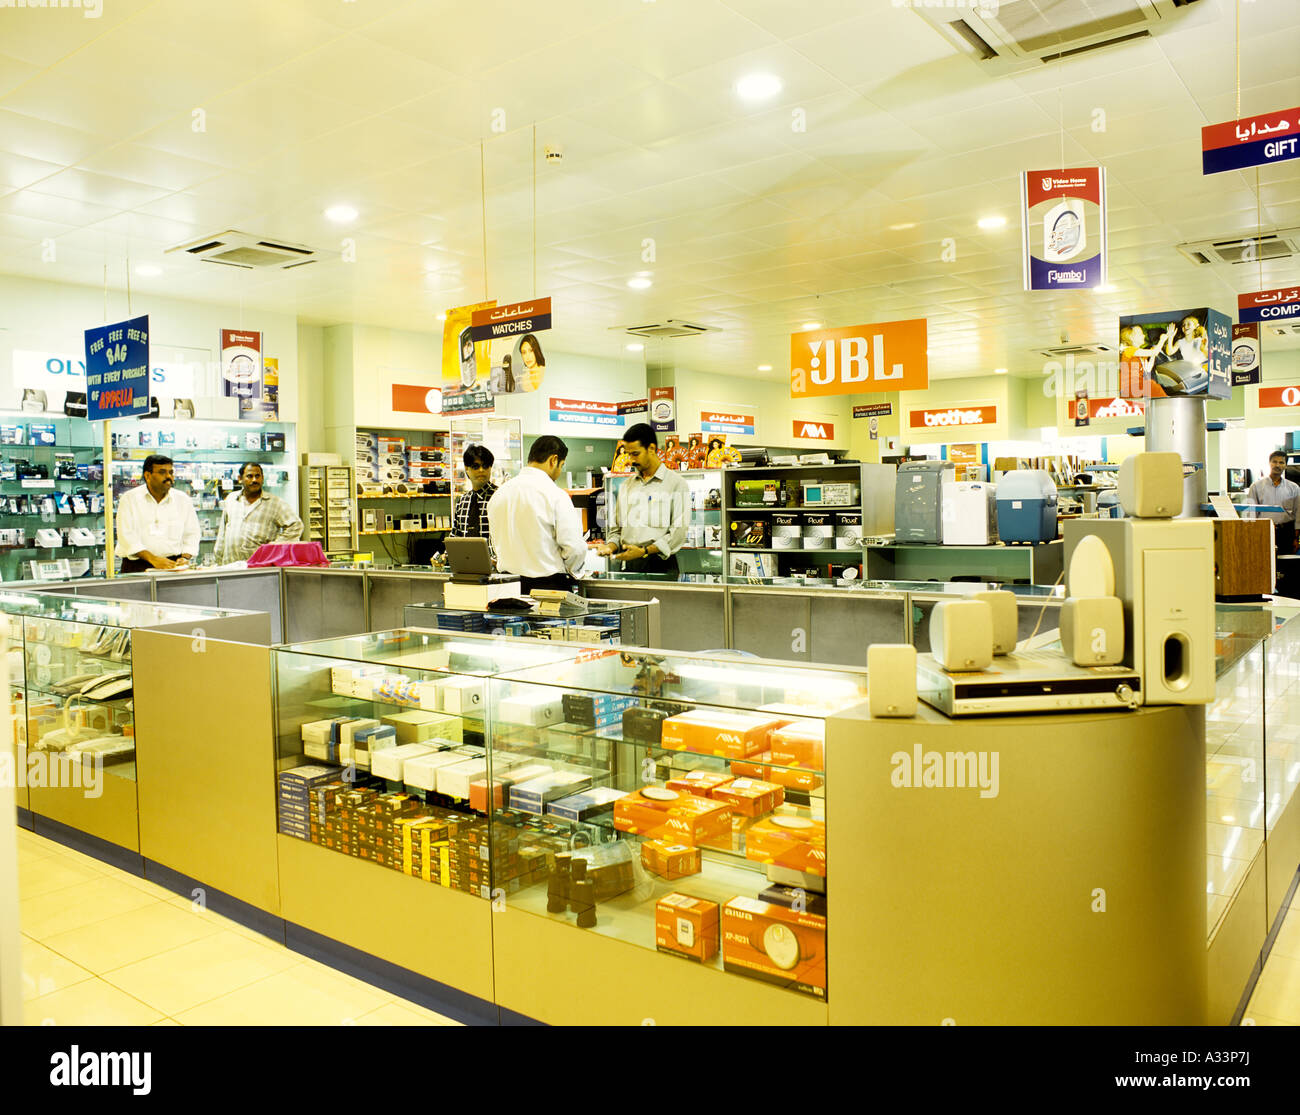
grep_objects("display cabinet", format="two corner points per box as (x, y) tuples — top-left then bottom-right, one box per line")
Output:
(484, 649), (868, 1016)
(301, 463), (354, 556)
(354, 428), (453, 565)
(403, 596), (658, 647)
(448, 416), (521, 504)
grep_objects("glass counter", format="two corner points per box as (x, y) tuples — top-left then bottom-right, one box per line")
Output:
(485, 648), (869, 1003)
(403, 596), (655, 647)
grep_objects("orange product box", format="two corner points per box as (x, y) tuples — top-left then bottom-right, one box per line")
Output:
(660, 710), (783, 760)
(613, 787), (733, 846)
(655, 893), (720, 962)
(730, 753), (770, 780)
(768, 719), (825, 770)
(713, 777), (783, 818)
(769, 766), (824, 793)
(721, 896), (826, 999)
(640, 838), (702, 880)
(744, 815), (827, 877)
(665, 770), (734, 798)
(468, 762), (552, 813)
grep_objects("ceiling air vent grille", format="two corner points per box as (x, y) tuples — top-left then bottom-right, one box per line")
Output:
(1033, 342), (1116, 359)
(1176, 228), (1300, 266)
(166, 230), (328, 270)
(622, 321), (717, 339)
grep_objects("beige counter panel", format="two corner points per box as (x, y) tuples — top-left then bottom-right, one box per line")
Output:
(491, 904), (828, 1026)
(29, 767), (139, 852)
(277, 834), (495, 1004)
(133, 631), (280, 913)
(827, 703), (1207, 1025)
(1208, 851), (1267, 1025)
(1266, 791), (1300, 926)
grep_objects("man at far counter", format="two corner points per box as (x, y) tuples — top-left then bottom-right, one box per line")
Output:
(597, 422), (688, 575)
(213, 462), (303, 563)
(1247, 449), (1299, 561)
(116, 455), (200, 572)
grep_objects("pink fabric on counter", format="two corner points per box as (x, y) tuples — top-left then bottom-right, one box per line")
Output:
(246, 542), (330, 567)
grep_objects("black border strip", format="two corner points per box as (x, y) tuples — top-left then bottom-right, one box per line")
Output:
(30, 814), (143, 876)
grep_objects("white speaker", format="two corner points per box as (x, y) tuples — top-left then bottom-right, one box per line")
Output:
(867, 643), (917, 717)
(1060, 596), (1124, 666)
(1067, 533), (1116, 598)
(1119, 452), (1183, 519)
(929, 600), (993, 672)
(974, 590), (1017, 655)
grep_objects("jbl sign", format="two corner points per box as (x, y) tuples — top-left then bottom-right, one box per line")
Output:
(790, 318), (928, 398)
(792, 420), (834, 440)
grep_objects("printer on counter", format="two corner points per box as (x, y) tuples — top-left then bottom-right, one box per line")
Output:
(940, 478), (998, 545)
(894, 460), (954, 543)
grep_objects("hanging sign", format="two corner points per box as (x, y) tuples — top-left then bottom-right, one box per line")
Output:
(392, 384), (444, 415)
(1258, 385), (1300, 409)
(1020, 167), (1107, 290)
(468, 297), (552, 342)
(219, 329), (262, 400)
(1231, 324), (1261, 386)
(792, 420), (834, 440)
(84, 315), (150, 421)
(1202, 108), (1300, 175)
(700, 411), (755, 436)
(1117, 308), (1232, 400)
(617, 398), (648, 416)
(1073, 391), (1090, 427)
(853, 402), (892, 419)
(549, 398), (620, 427)
(442, 301), (495, 387)
(790, 318), (927, 398)
(1237, 286), (1300, 325)
(650, 386), (676, 432)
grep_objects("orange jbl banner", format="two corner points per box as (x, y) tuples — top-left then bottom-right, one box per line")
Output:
(789, 318), (928, 398)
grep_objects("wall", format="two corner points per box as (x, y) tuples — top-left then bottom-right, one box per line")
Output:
(492, 351), (648, 439)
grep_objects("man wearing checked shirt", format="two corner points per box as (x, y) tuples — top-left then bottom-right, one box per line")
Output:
(597, 422), (688, 575)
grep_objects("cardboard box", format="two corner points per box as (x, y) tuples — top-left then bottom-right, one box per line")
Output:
(438, 676), (485, 714)
(769, 720), (825, 770)
(545, 785), (625, 822)
(744, 815), (826, 877)
(370, 742), (440, 782)
(402, 748), (472, 793)
(721, 896), (827, 999)
(613, 787), (733, 845)
(562, 692), (637, 728)
(508, 770), (593, 814)
(712, 777), (784, 817)
(352, 724), (396, 770)
(382, 710), (462, 745)
(655, 893), (720, 962)
(641, 839), (702, 880)
(497, 690), (564, 727)
(661, 710), (782, 759)
(468, 762), (553, 813)
(665, 770), (734, 798)
(622, 706), (668, 744)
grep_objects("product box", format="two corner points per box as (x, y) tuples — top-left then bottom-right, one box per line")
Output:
(713, 777), (784, 818)
(508, 770), (593, 814)
(665, 770), (734, 798)
(771, 512), (802, 550)
(370, 742), (439, 782)
(435, 757), (492, 800)
(661, 710), (782, 760)
(721, 896), (827, 999)
(744, 815), (826, 877)
(613, 787), (733, 845)
(621, 705), (667, 744)
(437, 676), (485, 714)
(562, 692), (637, 728)
(468, 762), (553, 813)
(278, 764), (343, 790)
(833, 512), (862, 549)
(545, 785), (626, 822)
(352, 723), (397, 770)
(757, 883), (829, 917)
(730, 520), (769, 549)
(655, 893), (720, 962)
(401, 748), (472, 793)
(802, 511), (834, 549)
(768, 720), (825, 770)
(734, 479), (779, 507)
(640, 839), (702, 880)
(497, 690), (564, 728)
(381, 710), (462, 745)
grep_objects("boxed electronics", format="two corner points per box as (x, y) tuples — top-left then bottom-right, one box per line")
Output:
(894, 460), (953, 543)
(996, 470), (1058, 543)
(730, 520), (769, 549)
(641, 839), (702, 879)
(656, 893), (720, 961)
(721, 896), (827, 999)
(661, 710), (782, 758)
(613, 787), (733, 844)
(802, 512), (833, 549)
(734, 479), (780, 507)
(940, 478), (998, 545)
(833, 512), (861, 549)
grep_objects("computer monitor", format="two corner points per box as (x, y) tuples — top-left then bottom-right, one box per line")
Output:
(1226, 468), (1250, 492)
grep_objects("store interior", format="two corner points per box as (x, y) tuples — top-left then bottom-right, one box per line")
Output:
(2, 0), (1300, 1030)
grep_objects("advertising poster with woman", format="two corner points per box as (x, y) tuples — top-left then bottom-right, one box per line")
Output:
(1117, 307), (1231, 399)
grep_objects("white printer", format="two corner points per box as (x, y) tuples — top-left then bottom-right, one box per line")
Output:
(940, 478), (998, 545)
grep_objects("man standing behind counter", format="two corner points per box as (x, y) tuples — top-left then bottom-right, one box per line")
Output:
(597, 422), (688, 575)
(1247, 449), (1299, 560)
(213, 462), (303, 563)
(488, 434), (588, 593)
(116, 455), (200, 572)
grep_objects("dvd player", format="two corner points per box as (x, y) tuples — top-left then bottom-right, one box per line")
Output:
(916, 650), (1142, 716)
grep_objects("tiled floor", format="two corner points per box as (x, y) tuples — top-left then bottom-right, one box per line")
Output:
(1242, 886), (1300, 1026)
(14, 828), (461, 1026)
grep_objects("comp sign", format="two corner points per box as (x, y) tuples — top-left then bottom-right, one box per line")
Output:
(790, 318), (927, 398)
(1238, 286), (1300, 325)
(909, 406), (996, 428)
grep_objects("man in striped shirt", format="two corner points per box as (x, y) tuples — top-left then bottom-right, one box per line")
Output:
(213, 462), (303, 563)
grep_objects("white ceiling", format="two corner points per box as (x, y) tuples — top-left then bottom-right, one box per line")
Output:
(0, 0), (1297, 381)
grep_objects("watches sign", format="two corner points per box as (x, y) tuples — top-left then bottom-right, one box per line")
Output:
(790, 318), (927, 398)
(909, 405), (996, 428)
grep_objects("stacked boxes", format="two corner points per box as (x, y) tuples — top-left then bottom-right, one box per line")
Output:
(434, 611), (487, 633)
(378, 436), (406, 485)
(661, 710), (783, 760)
(277, 765), (343, 841)
(355, 432), (378, 482)
(744, 815), (827, 877)
(508, 770), (593, 814)
(545, 785), (626, 822)
(613, 787), (733, 845)
(562, 692), (637, 729)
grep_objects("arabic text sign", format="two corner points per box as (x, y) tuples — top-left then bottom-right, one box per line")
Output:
(1231, 323), (1261, 387)
(790, 318), (927, 398)
(1202, 108), (1300, 175)
(84, 315), (150, 421)
(700, 411), (755, 436)
(1258, 385), (1300, 409)
(549, 397), (620, 427)
(1238, 286), (1300, 325)
(853, 403), (893, 419)
(1020, 167), (1107, 291)
(469, 298), (552, 343)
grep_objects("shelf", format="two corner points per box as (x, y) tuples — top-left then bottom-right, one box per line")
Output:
(0, 444), (101, 452)
(357, 493), (450, 500)
(726, 505), (861, 512)
(23, 683), (132, 704)
(359, 528), (448, 536)
(724, 462), (857, 472)
(728, 547), (852, 555)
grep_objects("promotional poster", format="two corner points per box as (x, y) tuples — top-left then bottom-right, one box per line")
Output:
(1117, 308), (1231, 400)
(1231, 323), (1261, 387)
(1020, 168), (1107, 291)
(442, 301), (496, 387)
(219, 328), (262, 400)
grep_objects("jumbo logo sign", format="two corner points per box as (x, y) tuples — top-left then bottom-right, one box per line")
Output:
(789, 318), (928, 398)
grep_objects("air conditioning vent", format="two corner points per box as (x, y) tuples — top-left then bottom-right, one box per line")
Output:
(166, 230), (330, 270)
(910, 0), (1203, 71)
(1267, 321), (1300, 337)
(1176, 228), (1300, 266)
(620, 321), (718, 339)
(1033, 342), (1116, 359)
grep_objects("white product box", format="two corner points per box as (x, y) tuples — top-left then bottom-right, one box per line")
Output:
(330, 667), (354, 695)
(438, 676), (485, 714)
(401, 749), (471, 792)
(371, 742), (438, 782)
(497, 690), (564, 727)
(436, 758), (489, 800)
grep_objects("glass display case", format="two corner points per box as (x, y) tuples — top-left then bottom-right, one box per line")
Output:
(403, 597), (656, 647)
(271, 629), (580, 891)
(485, 649), (869, 1003)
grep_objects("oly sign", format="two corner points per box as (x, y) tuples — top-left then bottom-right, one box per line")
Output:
(789, 318), (928, 398)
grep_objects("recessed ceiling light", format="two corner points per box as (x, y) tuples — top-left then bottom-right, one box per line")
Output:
(627, 277), (652, 290)
(994, 367), (1008, 375)
(888, 222), (917, 231)
(626, 343), (644, 352)
(801, 321), (821, 331)
(977, 215), (1007, 230)
(134, 264), (162, 277)
(735, 73), (783, 102)
(757, 364), (772, 371)
(325, 204), (358, 223)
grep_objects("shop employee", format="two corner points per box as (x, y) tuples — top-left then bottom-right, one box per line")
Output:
(1247, 450), (1300, 558)
(487, 434), (587, 592)
(213, 462), (303, 563)
(597, 422), (688, 575)
(451, 443), (497, 554)
(116, 455), (200, 573)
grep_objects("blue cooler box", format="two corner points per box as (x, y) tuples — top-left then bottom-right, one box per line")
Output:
(996, 470), (1058, 542)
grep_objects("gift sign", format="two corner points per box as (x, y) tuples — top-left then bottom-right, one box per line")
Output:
(1202, 108), (1300, 175)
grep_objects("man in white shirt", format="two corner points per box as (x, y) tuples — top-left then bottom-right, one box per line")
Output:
(487, 435), (588, 592)
(213, 462), (303, 563)
(1247, 449), (1299, 560)
(116, 455), (200, 572)
(597, 422), (688, 575)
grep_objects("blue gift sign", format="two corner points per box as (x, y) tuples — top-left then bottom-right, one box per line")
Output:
(84, 315), (150, 420)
